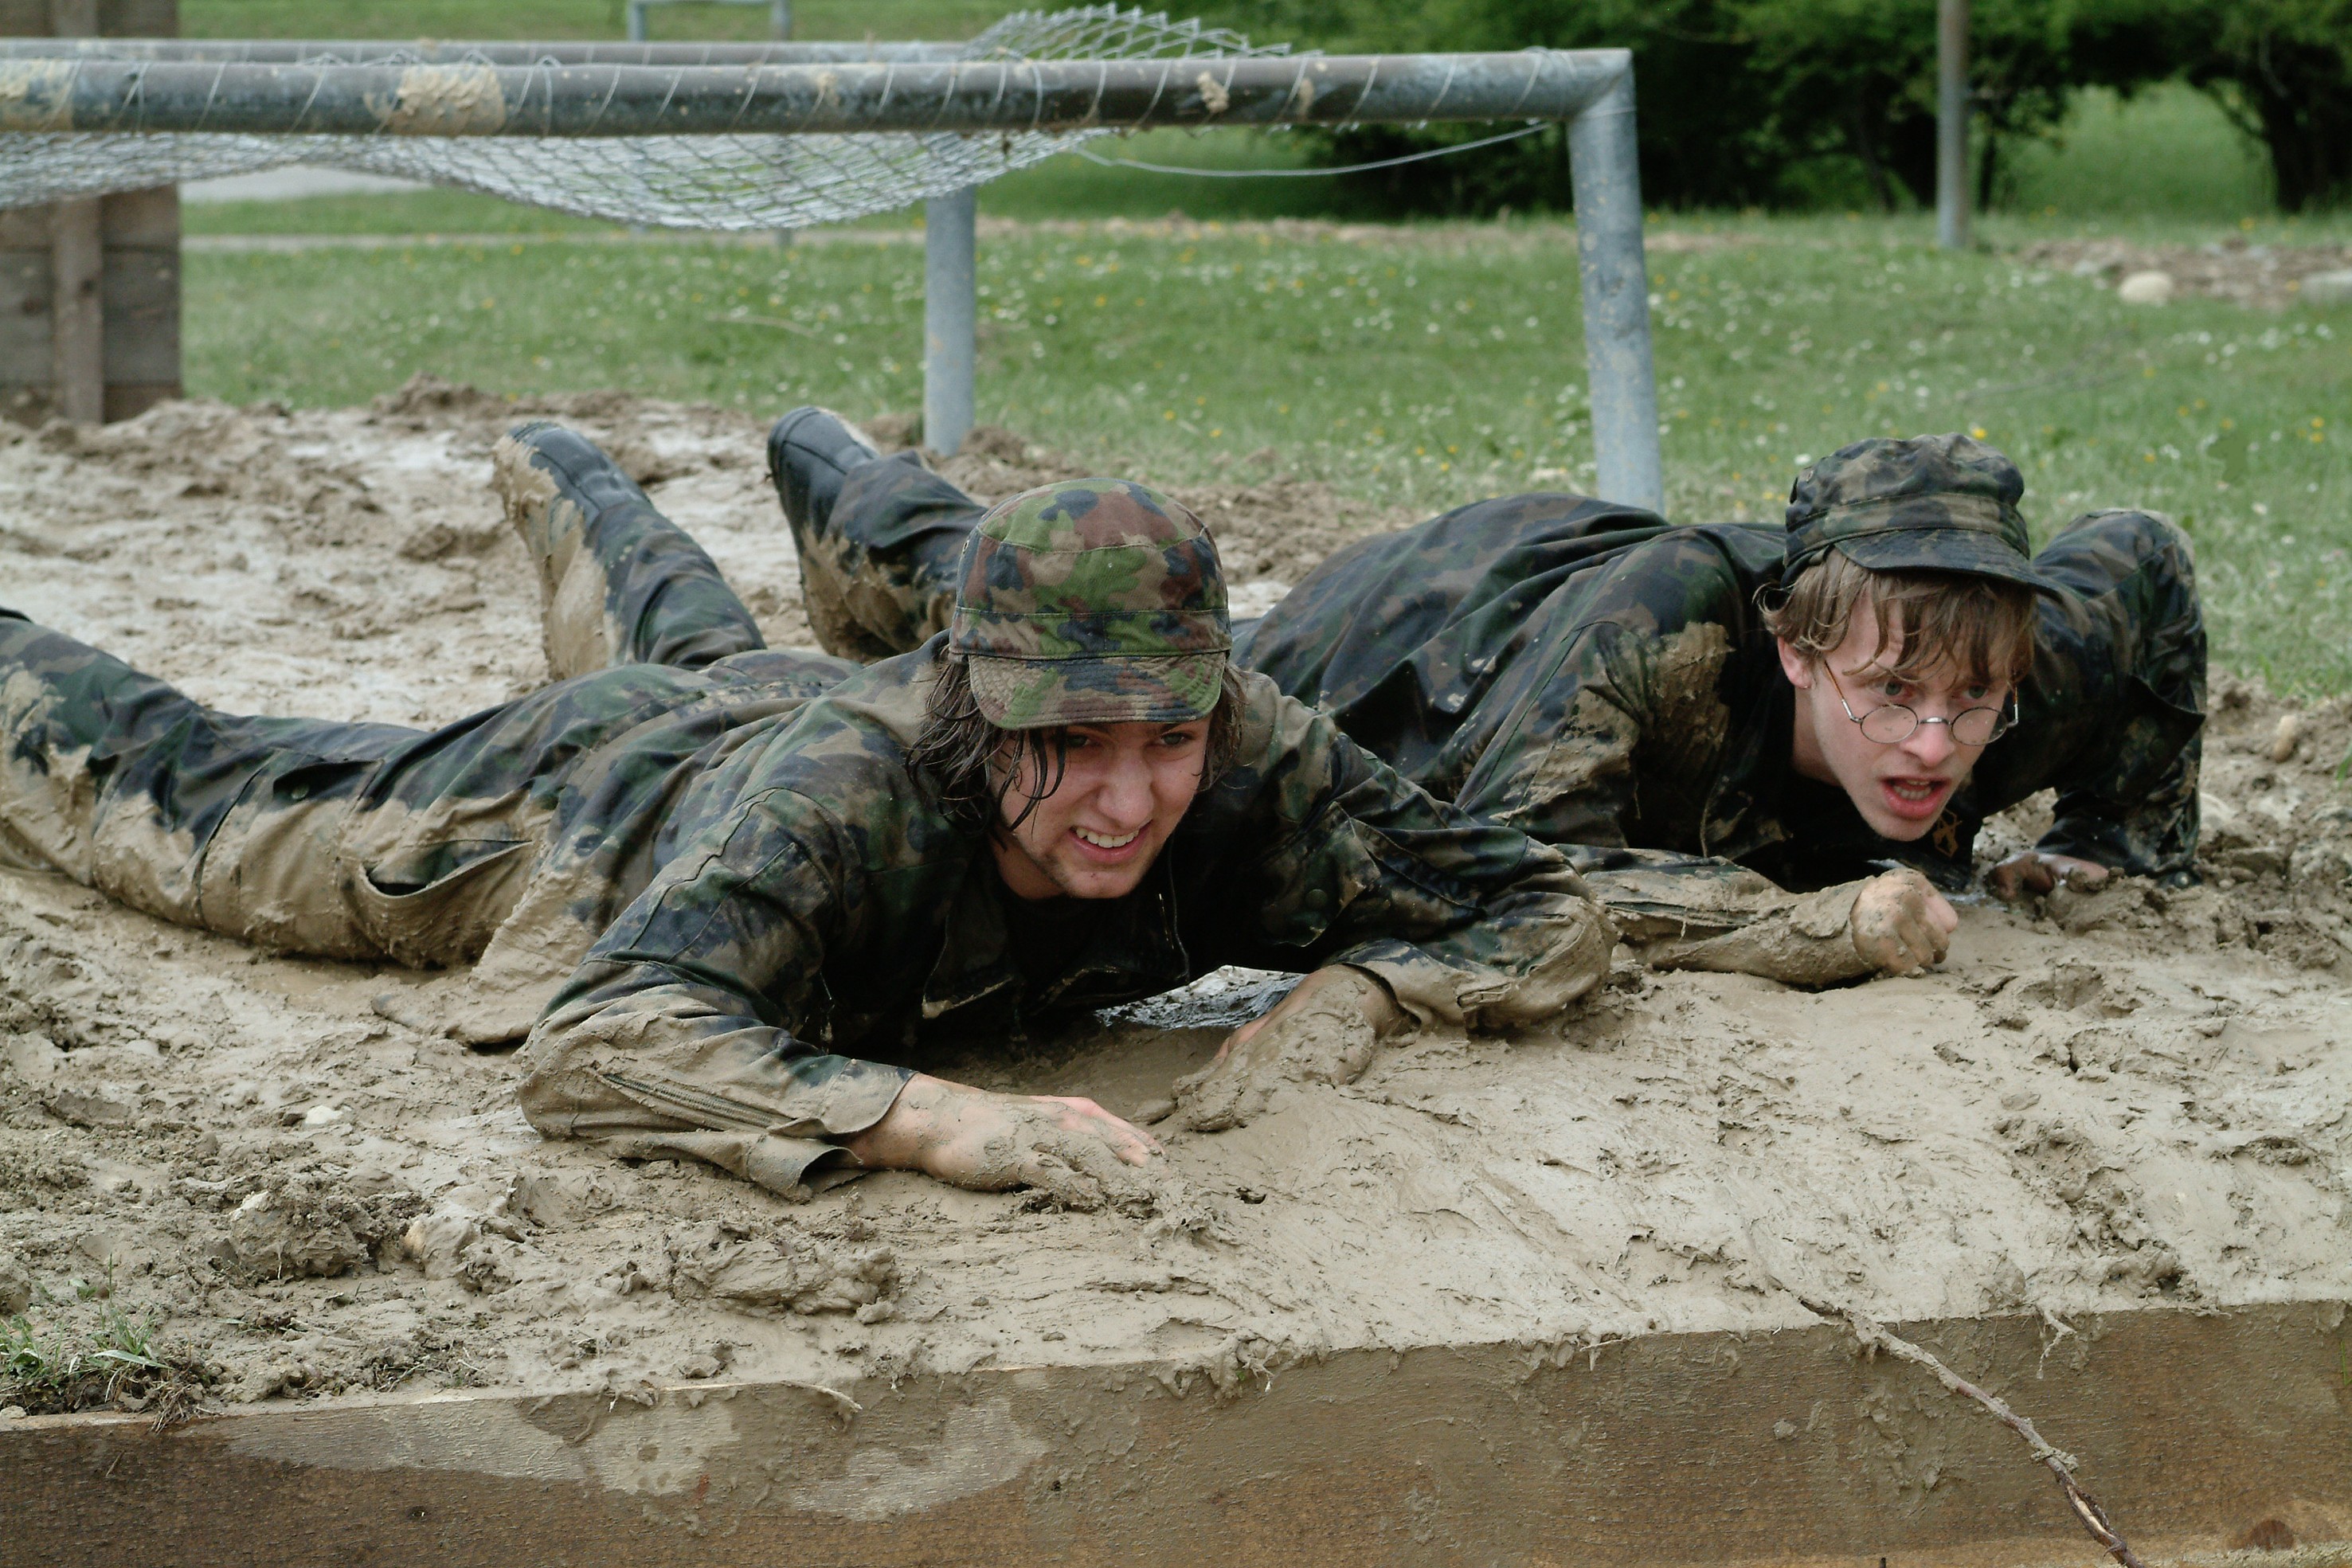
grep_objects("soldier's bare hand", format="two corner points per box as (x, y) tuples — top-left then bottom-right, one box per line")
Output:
(844, 1073), (1168, 1212)
(1172, 965), (1404, 1133)
(1849, 868), (1959, 976)
(1986, 851), (2110, 903)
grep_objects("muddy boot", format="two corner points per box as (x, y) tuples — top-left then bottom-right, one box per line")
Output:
(491, 420), (656, 604)
(765, 407), (896, 662)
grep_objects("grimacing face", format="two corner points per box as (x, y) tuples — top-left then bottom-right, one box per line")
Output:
(988, 718), (1212, 901)
(1779, 600), (2013, 843)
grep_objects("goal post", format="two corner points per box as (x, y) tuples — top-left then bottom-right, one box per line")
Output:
(0, 36), (1662, 510)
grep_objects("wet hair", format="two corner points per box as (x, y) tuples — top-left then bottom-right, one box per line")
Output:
(909, 651), (1252, 833)
(1762, 548), (2038, 686)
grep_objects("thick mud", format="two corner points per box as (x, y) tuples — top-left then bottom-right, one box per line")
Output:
(0, 385), (2346, 1416)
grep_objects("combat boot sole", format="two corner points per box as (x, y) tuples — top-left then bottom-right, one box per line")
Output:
(491, 420), (659, 604)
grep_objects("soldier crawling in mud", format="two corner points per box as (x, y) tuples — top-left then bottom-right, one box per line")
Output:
(0, 427), (1612, 1206)
(775, 417), (2205, 989)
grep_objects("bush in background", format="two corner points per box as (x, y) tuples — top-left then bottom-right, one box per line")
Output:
(1207, 0), (2346, 215)
(2182, 0), (2352, 212)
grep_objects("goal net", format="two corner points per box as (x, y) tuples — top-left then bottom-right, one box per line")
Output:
(0, 7), (1284, 230)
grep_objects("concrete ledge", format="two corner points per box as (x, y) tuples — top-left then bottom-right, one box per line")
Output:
(2, 1301), (2346, 1566)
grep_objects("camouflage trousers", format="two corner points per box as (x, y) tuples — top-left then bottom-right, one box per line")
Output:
(0, 427), (851, 1037)
(790, 452), (987, 661)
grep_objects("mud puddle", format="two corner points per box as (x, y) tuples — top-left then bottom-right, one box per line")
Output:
(0, 385), (2346, 1417)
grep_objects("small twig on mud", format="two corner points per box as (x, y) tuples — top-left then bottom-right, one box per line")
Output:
(1799, 1296), (2148, 1568)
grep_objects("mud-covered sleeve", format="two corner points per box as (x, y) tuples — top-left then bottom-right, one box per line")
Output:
(1459, 616), (1652, 851)
(2027, 512), (2206, 878)
(1210, 689), (1613, 1028)
(1572, 851), (1876, 986)
(1461, 612), (1879, 986)
(514, 786), (910, 1198)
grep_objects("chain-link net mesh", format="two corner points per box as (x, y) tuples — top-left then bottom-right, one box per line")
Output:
(0, 7), (1282, 227)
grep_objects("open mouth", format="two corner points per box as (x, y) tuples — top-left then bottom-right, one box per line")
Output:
(1072, 825), (1142, 854)
(1880, 777), (1951, 822)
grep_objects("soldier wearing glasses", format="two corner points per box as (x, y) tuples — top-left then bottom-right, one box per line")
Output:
(778, 424), (2205, 988)
(1235, 432), (2206, 985)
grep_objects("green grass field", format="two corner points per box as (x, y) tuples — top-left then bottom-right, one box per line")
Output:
(2001, 84), (2274, 221)
(165, 2), (2348, 694)
(187, 215), (2350, 694)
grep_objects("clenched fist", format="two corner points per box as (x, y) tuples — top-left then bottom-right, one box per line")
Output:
(1849, 866), (1959, 976)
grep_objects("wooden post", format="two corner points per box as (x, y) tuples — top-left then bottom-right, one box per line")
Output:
(0, 0), (181, 426)
(49, 0), (103, 423)
(50, 200), (104, 422)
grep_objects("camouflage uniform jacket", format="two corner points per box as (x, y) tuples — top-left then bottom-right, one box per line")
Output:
(1236, 493), (2205, 980)
(518, 638), (1606, 1193)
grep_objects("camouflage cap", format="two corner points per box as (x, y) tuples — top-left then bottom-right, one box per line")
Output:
(1785, 433), (2062, 595)
(949, 478), (1231, 729)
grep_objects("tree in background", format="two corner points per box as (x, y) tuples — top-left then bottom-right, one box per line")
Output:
(1202, 0), (1792, 212)
(1736, 0), (2190, 211)
(1207, 0), (2340, 215)
(2182, 0), (2352, 211)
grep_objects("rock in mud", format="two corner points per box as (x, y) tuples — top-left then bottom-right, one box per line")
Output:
(230, 1191), (370, 1279)
(512, 1170), (616, 1227)
(44, 1086), (134, 1128)
(229, 1178), (419, 1281)
(398, 1191), (534, 1291)
(666, 1222), (898, 1316)
(0, 1252), (32, 1316)
(0, 1033), (61, 1083)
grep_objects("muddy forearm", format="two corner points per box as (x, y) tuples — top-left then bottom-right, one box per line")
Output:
(516, 960), (911, 1192)
(1623, 880), (1876, 987)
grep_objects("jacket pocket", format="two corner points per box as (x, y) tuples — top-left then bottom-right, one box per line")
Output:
(350, 839), (540, 969)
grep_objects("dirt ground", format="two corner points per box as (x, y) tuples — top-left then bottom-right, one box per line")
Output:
(2011, 236), (2352, 308)
(0, 385), (2346, 1420)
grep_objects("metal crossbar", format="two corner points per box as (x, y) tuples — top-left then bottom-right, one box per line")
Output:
(0, 53), (1626, 137)
(0, 16), (1660, 506)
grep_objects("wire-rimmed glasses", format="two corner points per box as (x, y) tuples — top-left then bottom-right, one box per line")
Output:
(1825, 668), (2019, 747)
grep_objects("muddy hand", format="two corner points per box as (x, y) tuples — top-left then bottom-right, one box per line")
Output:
(1987, 850), (2111, 903)
(1849, 867), (1959, 976)
(1172, 965), (1400, 1133)
(843, 1075), (1168, 1213)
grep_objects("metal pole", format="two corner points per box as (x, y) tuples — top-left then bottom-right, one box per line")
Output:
(924, 186), (976, 458)
(0, 52), (1630, 137)
(1566, 62), (1661, 517)
(771, 0), (791, 41)
(625, 1), (648, 44)
(1936, 0), (1969, 249)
